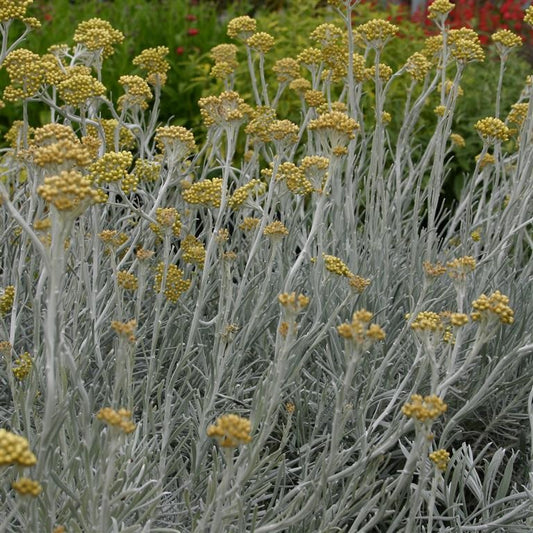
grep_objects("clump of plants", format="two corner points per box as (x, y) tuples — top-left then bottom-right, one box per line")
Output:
(0, 0), (532, 531)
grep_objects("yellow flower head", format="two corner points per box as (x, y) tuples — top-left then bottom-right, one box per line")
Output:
(207, 414), (252, 448)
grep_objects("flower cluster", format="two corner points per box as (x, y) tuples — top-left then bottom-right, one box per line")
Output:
(0, 429), (37, 467)
(150, 207), (181, 239)
(210, 43), (239, 80)
(263, 220), (289, 240)
(154, 263), (191, 302)
(402, 394), (447, 423)
(475, 117), (511, 143)
(182, 177), (223, 208)
(73, 18), (124, 59)
(155, 125), (196, 165)
(471, 290), (514, 325)
(118, 75), (152, 111)
(427, 0), (455, 22)
(227, 16), (256, 41)
(111, 319), (136, 343)
(278, 292), (310, 314)
(37, 171), (99, 212)
(337, 309), (386, 347)
(207, 414), (252, 448)
(446, 255), (476, 280)
(246, 32), (275, 54)
(429, 448), (450, 471)
(12, 352), (32, 380)
(89, 151), (133, 184)
(355, 19), (398, 50)
(117, 271), (138, 291)
(181, 235), (206, 268)
(0, 286), (15, 316)
(58, 73), (106, 107)
(12, 477), (42, 497)
(2, 49), (45, 102)
(277, 162), (314, 195)
(228, 179), (265, 210)
(132, 46), (170, 86)
(199, 91), (250, 129)
(308, 111), (359, 156)
(96, 407), (136, 434)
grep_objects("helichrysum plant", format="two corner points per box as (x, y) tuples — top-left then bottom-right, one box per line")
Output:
(0, 0), (532, 531)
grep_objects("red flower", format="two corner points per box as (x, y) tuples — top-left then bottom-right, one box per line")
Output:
(187, 28), (199, 36)
(43, 13), (52, 22)
(175, 46), (185, 55)
(185, 14), (197, 21)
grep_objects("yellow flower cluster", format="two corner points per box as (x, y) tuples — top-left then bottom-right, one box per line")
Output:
(0, 286), (15, 316)
(471, 290), (514, 325)
(37, 171), (99, 212)
(118, 75), (152, 111)
(246, 32), (275, 54)
(356, 19), (398, 49)
(475, 153), (496, 168)
(181, 235), (206, 268)
(289, 77), (312, 95)
(73, 18), (124, 58)
(228, 179), (265, 210)
(0, 0), (32, 23)
(89, 151), (133, 184)
(263, 220), (289, 239)
(0, 429), (36, 467)
(278, 162), (314, 195)
(134, 158), (161, 183)
(429, 448), (450, 471)
(402, 394), (447, 423)
(136, 248), (154, 261)
(239, 217), (261, 232)
(367, 63), (393, 82)
(308, 111), (359, 156)
(245, 106), (277, 143)
(448, 28), (485, 64)
(297, 47), (323, 69)
(198, 91), (250, 129)
(31, 139), (93, 176)
(475, 117), (510, 143)
(12, 477), (42, 497)
(210, 43), (239, 80)
(58, 73), (106, 107)
(323, 254), (351, 277)
(405, 52), (432, 82)
(133, 46), (170, 86)
(87, 118), (136, 152)
(154, 263), (191, 302)
(427, 0), (455, 20)
(117, 271), (138, 291)
(446, 255), (476, 280)
(272, 58), (301, 84)
(183, 177), (223, 208)
(99, 230), (128, 249)
(524, 5), (533, 26)
(300, 156), (329, 192)
(492, 29), (522, 50)
(507, 103), (529, 128)
(12, 352), (32, 380)
(269, 119), (299, 149)
(2, 49), (45, 102)
(155, 125), (196, 163)
(278, 292), (310, 313)
(227, 15), (257, 40)
(111, 319), (137, 343)
(337, 309), (386, 346)
(150, 207), (181, 239)
(304, 89), (326, 108)
(450, 133), (466, 147)
(207, 414), (252, 448)
(410, 311), (443, 332)
(349, 275), (372, 293)
(96, 407), (136, 434)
